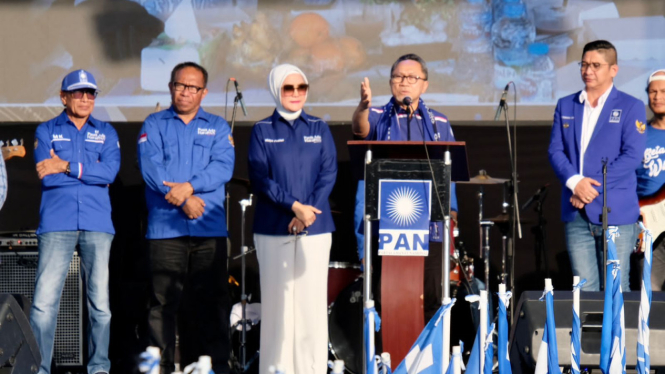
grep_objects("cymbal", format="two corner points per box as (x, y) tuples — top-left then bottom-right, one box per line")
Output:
(486, 213), (533, 224)
(458, 171), (509, 185)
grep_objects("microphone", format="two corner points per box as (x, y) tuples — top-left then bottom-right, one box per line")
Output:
(402, 96), (412, 107)
(493, 83), (510, 121)
(521, 183), (550, 211)
(230, 78), (248, 117)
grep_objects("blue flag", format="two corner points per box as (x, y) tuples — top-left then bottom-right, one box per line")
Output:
(534, 283), (561, 374)
(465, 324), (482, 374)
(365, 303), (381, 374)
(484, 323), (495, 374)
(571, 279), (586, 374)
(636, 223), (651, 374)
(392, 300), (455, 374)
(498, 290), (512, 374)
(599, 227), (626, 374)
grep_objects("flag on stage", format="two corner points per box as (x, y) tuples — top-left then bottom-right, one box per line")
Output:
(535, 279), (561, 374)
(636, 222), (652, 374)
(365, 301), (381, 374)
(498, 288), (512, 374)
(465, 322), (482, 374)
(599, 227), (626, 374)
(484, 323), (496, 374)
(443, 344), (463, 374)
(392, 299), (455, 374)
(571, 278), (586, 374)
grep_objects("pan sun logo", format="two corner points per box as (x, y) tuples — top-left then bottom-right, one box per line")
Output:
(386, 187), (424, 226)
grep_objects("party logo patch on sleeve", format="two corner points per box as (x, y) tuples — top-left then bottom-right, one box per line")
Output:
(228, 134), (235, 147)
(636, 120), (646, 134)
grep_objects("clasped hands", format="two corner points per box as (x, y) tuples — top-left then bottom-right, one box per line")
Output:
(163, 181), (205, 219)
(570, 177), (601, 209)
(289, 201), (321, 234)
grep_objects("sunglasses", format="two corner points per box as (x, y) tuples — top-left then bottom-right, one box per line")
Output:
(282, 84), (309, 96)
(68, 89), (98, 100)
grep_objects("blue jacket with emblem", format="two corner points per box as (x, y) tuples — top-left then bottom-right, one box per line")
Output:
(138, 107), (235, 239)
(248, 110), (337, 236)
(548, 86), (647, 225)
(34, 110), (120, 234)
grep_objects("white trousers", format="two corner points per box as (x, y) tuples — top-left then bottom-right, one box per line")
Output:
(255, 233), (332, 374)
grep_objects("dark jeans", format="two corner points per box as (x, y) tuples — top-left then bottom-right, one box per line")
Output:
(148, 237), (230, 374)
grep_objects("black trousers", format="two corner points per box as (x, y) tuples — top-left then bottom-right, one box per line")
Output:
(147, 237), (230, 374)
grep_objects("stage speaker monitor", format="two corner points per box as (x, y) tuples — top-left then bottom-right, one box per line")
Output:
(509, 290), (665, 373)
(0, 294), (41, 373)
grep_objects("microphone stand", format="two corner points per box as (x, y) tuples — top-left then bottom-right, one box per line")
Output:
(232, 196), (257, 373)
(499, 86), (522, 324)
(601, 159), (609, 291)
(523, 186), (550, 278)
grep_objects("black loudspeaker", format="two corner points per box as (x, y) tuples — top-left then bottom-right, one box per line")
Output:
(0, 294), (41, 373)
(509, 291), (665, 373)
(0, 251), (83, 367)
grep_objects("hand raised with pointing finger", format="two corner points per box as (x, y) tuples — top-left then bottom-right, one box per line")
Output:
(359, 77), (372, 110)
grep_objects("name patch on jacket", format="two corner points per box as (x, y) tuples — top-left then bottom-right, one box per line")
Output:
(609, 109), (622, 123)
(264, 139), (285, 143)
(52, 134), (70, 142)
(303, 135), (322, 143)
(86, 130), (106, 143)
(198, 128), (216, 136)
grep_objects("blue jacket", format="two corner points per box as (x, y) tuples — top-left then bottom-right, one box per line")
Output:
(35, 110), (120, 234)
(248, 110), (337, 236)
(138, 107), (235, 239)
(548, 87), (647, 225)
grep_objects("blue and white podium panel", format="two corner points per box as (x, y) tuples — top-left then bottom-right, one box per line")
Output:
(378, 179), (432, 256)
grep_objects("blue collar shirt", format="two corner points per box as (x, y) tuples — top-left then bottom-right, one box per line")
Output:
(34, 110), (121, 234)
(248, 110), (337, 236)
(138, 107), (235, 239)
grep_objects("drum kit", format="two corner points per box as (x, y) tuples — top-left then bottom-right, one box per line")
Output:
(228, 170), (524, 374)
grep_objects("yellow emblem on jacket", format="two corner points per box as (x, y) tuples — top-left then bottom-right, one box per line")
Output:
(563, 123), (570, 129)
(636, 120), (646, 134)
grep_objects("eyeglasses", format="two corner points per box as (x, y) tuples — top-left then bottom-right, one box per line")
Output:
(283, 84), (309, 96)
(390, 75), (426, 84)
(68, 89), (98, 100)
(172, 82), (205, 94)
(578, 62), (610, 72)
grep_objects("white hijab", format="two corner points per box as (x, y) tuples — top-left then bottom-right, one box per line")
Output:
(268, 64), (308, 121)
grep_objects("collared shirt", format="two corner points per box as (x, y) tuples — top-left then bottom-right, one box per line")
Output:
(636, 124), (665, 197)
(34, 110), (121, 234)
(248, 110), (337, 236)
(566, 84), (614, 191)
(0, 155), (6, 211)
(365, 100), (458, 212)
(138, 107), (235, 239)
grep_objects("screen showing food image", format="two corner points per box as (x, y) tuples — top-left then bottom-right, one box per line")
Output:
(0, 0), (663, 122)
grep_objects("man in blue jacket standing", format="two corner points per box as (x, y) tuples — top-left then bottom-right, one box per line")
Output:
(31, 69), (120, 374)
(548, 40), (647, 292)
(138, 62), (235, 374)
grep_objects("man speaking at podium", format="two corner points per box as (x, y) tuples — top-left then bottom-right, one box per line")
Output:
(548, 40), (646, 292)
(351, 53), (459, 322)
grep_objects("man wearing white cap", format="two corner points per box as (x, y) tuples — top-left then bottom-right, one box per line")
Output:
(31, 69), (120, 374)
(637, 69), (665, 291)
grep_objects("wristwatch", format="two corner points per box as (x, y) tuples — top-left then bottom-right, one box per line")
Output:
(65, 162), (71, 175)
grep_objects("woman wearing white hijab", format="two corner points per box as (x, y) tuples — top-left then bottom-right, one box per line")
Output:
(248, 64), (337, 374)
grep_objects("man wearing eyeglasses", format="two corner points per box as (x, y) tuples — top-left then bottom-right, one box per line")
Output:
(31, 69), (120, 374)
(548, 40), (647, 292)
(137, 62), (234, 374)
(351, 53), (461, 323)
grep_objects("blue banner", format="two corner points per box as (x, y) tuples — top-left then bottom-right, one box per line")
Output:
(378, 179), (431, 256)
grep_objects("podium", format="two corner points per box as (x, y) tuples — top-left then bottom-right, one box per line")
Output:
(348, 141), (469, 369)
